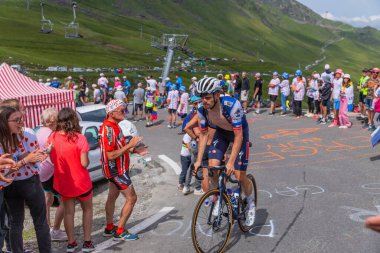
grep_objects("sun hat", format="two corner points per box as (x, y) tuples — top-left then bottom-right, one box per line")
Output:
(106, 99), (125, 114)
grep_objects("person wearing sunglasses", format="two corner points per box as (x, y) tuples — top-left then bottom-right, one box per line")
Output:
(363, 67), (380, 131)
(99, 99), (148, 242)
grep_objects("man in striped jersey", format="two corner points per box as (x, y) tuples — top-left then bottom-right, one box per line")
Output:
(99, 99), (148, 241)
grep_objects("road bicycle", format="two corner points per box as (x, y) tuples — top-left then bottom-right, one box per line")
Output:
(191, 165), (257, 253)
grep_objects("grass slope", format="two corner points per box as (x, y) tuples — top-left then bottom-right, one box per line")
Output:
(0, 0), (379, 77)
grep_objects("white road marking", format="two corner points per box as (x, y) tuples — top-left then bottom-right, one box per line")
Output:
(93, 206), (174, 252)
(158, 154), (181, 175)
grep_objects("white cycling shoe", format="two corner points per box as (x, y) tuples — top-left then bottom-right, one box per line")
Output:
(245, 202), (256, 227)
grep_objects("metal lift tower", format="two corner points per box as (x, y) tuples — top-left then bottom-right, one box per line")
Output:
(40, 0), (53, 33)
(151, 34), (193, 83)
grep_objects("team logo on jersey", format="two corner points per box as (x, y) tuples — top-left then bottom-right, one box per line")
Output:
(234, 108), (242, 118)
(238, 151), (244, 160)
(224, 101), (233, 107)
(213, 139), (219, 147)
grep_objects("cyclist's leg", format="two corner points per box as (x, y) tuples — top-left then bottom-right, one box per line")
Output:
(233, 127), (252, 198)
(235, 171), (252, 197)
(207, 129), (229, 191)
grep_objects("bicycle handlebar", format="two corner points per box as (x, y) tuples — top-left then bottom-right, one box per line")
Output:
(193, 165), (238, 184)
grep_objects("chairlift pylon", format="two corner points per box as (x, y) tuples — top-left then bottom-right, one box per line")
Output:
(65, 1), (81, 38)
(151, 34), (192, 82)
(40, 0), (53, 34)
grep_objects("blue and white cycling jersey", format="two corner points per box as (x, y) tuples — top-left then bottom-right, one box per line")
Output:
(197, 96), (248, 131)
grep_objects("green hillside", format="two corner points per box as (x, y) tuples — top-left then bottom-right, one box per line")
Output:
(1, 0), (380, 76)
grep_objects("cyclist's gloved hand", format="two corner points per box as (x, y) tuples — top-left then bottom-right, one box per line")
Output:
(193, 161), (201, 176)
(226, 162), (235, 176)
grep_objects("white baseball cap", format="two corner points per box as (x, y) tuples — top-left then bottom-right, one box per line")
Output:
(324, 64), (330, 70)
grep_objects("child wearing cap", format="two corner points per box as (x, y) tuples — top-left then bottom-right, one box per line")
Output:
(339, 74), (353, 128)
(268, 72), (280, 115)
(177, 86), (189, 133)
(167, 85), (179, 128)
(144, 87), (155, 127)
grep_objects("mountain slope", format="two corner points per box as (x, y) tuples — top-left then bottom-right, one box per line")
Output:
(0, 0), (379, 74)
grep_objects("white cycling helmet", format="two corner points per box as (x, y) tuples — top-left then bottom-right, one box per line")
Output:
(196, 77), (221, 95)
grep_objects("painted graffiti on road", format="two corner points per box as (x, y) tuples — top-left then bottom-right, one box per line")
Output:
(341, 205), (380, 223)
(260, 128), (320, 140)
(361, 183), (380, 195)
(150, 219), (276, 238)
(252, 135), (370, 165)
(258, 185), (325, 198)
(249, 219), (275, 238)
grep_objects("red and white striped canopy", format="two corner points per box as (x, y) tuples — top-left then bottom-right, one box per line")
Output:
(0, 63), (75, 129)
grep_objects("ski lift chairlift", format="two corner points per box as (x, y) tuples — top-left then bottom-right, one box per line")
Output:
(40, 1), (53, 33)
(40, 19), (53, 34)
(65, 1), (80, 38)
(65, 22), (80, 38)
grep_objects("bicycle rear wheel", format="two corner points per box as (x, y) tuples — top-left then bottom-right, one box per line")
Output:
(191, 189), (233, 253)
(238, 174), (258, 232)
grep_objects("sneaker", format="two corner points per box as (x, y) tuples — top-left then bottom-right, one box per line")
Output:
(268, 112), (274, 116)
(167, 124), (172, 128)
(82, 241), (95, 252)
(133, 120), (137, 123)
(280, 112), (286, 116)
(50, 229), (68, 241)
(177, 184), (184, 191)
(113, 231), (139, 241)
(328, 122), (337, 128)
(103, 226), (116, 237)
(194, 189), (205, 195)
(369, 125), (376, 131)
(182, 186), (190, 195)
(255, 110), (260, 114)
(363, 123), (369, 129)
(67, 242), (78, 253)
(244, 202), (256, 227)
(339, 126), (348, 129)
(212, 198), (220, 216)
(319, 119), (326, 125)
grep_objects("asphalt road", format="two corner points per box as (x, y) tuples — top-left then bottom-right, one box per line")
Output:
(91, 108), (380, 253)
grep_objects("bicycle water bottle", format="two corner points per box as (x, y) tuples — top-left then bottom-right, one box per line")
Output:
(233, 188), (240, 203)
(232, 188), (239, 209)
(227, 188), (235, 205)
(227, 188), (238, 219)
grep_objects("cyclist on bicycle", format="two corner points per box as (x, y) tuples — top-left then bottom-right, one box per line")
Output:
(193, 77), (255, 226)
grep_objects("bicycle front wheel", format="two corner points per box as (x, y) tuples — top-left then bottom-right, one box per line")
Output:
(238, 173), (258, 232)
(191, 189), (233, 253)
